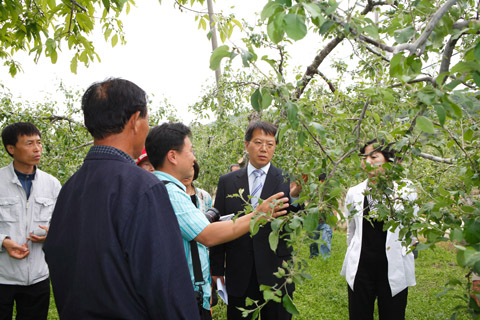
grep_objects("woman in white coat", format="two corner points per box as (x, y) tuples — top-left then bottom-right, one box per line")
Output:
(341, 140), (418, 320)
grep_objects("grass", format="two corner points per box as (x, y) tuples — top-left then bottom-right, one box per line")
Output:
(212, 230), (471, 320)
(20, 230), (469, 319)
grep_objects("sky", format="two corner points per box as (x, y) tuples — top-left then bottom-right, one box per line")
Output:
(0, 0), (325, 124)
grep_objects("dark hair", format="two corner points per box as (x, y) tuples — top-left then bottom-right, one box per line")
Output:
(193, 160), (200, 181)
(244, 121), (277, 142)
(82, 78), (148, 140)
(318, 173), (327, 181)
(229, 164), (240, 172)
(360, 139), (397, 163)
(2, 122), (41, 157)
(146, 122), (192, 169)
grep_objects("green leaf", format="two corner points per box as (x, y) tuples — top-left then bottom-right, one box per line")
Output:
(261, 88), (273, 109)
(209, 45), (230, 70)
(394, 26), (414, 44)
(450, 61), (480, 74)
(111, 34), (118, 47)
(319, 20), (335, 34)
(434, 104), (446, 126)
(416, 116), (435, 134)
(47, 0), (56, 10)
(417, 89), (435, 105)
(261, 1), (282, 21)
(389, 53), (404, 78)
(474, 41), (480, 62)
(450, 228), (464, 242)
(325, 1), (339, 15)
(251, 88), (262, 112)
(304, 2), (321, 18)
(50, 49), (58, 64)
(267, 12), (286, 44)
(284, 14), (307, 41)
(464, 219), (480, 244)
(269, 231), (279, 251)
(240, 49), (254, 67)
(463, 129), (474, 142)
(282, 294), (299, 315)
(363, 25), (379, 39)
(298, 130), (307, 146)
(286, 101), (299, 129)
(473, 71), (480, 88)
(304, 209), (319, 233)
(70, 56), (78, 74)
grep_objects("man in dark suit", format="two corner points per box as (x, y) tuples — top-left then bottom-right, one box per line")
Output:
(210, 121), (301, 320)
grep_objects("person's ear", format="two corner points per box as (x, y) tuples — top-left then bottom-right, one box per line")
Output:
(129, 111), (142, 135)
(6, 144), (15, 156)
(166, 149), (177, 165)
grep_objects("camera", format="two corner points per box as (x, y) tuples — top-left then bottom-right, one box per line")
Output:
(204, 208), (221, 223)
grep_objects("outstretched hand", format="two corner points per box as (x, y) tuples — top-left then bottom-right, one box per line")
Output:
(255, 192), (289, 218)
(2, 238), (30, 259)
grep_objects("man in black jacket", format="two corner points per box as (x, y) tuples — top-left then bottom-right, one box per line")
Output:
(210, 121), (300, 320)
(44, 78), (199, 319)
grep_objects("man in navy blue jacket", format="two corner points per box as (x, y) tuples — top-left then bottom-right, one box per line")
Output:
(44, 78), (199, 319)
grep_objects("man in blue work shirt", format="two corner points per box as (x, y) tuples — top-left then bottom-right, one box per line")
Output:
(145, 122), (289, 320)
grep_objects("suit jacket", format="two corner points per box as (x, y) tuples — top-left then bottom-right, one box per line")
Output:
(210, 165), (294, 297)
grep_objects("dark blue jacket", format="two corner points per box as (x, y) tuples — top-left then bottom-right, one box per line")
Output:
(44, 151), (199, 319)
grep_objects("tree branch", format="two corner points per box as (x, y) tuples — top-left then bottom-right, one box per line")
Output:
(314, 70), (336, 93)
(438, 20), (480, 83)
(301, 122), (335, 164)
(72, 141), (93, 151)
(365, 45), (390, 62)
(389, 76), (435, 88)
(294, 35), (345, 100)
(417, 152), (453, 164)
(353, 99), (369, 140)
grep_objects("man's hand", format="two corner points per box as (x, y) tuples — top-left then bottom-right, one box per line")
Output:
(27, 225), (49, 243)
(2, 238), (30, 259)
(212, 275), (225, 286)
(256, 192), (289, 218)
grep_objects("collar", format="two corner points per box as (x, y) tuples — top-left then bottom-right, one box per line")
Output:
(14, 167), (36, 181)
(153, 171), (187, 192)
(88, 145), (135, 165)
(247, 162), (270, 177)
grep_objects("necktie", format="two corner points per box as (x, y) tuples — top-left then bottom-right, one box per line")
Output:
(251, 169), (265, 208)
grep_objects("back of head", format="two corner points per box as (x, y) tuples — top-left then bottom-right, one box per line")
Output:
(2, 122), (41, 157)
(244, 121), (277, 142)
(82, 78), (147, 140)
(146, 122), (191, 169)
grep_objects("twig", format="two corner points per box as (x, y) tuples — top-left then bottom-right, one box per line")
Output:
(314, 70), (336, 93)
(417, 152), (453, 164)
(389, 76), (435, 88)
(300, 122), (334, 164)
(353, 100), (369, 140)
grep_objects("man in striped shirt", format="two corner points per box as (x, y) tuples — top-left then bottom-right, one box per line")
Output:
(145, 122), (289, 320)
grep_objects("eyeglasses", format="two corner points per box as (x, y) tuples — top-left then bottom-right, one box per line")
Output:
(250, 140), (275, 149)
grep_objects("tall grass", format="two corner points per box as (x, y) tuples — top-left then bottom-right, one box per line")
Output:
(213, 230), (469, 320)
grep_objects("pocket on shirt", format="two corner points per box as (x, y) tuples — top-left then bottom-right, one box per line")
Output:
(0, 197), (20, 222)
(33, 197), (55, 222)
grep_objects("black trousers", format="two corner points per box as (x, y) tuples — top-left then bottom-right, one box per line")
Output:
(227, 266), (292, 320)
(0, 278), (50, 320)
(348, 254), (408, 320)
